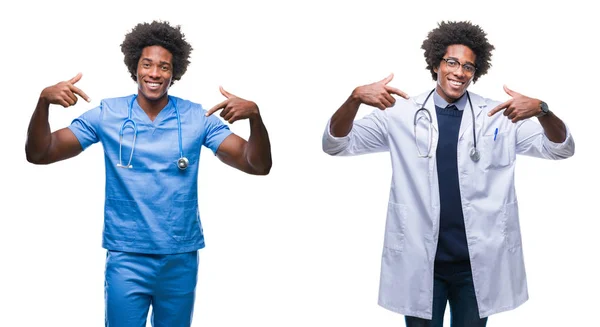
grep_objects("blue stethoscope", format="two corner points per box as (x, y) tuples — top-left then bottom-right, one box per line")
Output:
(117, 95), (189, 170)
(413, 89), (480, 162)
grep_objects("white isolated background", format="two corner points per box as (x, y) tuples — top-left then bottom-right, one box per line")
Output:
(0, 0), (597, 326)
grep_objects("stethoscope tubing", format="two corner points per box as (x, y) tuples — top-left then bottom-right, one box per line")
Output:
(118, 95), (188, 170)
(413, 89), (479, 161)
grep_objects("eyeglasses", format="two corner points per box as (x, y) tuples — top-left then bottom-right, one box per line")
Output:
(441, 58), (477, 75)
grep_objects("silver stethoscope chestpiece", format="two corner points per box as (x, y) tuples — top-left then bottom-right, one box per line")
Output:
(470, 148), (480, 162)
(177, 157), (189, 170)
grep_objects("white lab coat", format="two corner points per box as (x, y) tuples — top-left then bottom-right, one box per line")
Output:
(322, 90), (575, 319)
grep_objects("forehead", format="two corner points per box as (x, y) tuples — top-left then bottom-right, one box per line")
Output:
(444, 44), (476, 63)
(139, 45), (173, 63)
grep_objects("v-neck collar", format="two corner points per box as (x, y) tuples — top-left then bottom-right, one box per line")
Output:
(131, 95), (175, 126)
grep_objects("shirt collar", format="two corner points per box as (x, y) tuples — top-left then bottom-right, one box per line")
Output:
(433, 90), (468, 111)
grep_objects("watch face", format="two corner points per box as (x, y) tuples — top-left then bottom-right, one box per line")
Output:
(541, 101), (549, 113)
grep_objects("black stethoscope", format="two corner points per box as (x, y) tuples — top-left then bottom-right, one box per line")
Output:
(117, 95), (189, 170)
(413, 89), (480, 162)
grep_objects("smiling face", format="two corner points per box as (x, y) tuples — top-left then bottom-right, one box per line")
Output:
(434, 44), (476, 103)
(136, 45), (173, 109)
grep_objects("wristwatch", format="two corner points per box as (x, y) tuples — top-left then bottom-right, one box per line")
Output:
(536, 101), (550, 117)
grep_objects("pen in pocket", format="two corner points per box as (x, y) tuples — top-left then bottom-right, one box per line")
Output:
(494, 128), (498, 141)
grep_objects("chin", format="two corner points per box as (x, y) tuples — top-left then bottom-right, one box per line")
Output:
(140, 90), (167, 101)
(447, 89), (466, 99)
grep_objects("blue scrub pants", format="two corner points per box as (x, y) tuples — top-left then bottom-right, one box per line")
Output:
(104, 250), (199, 327)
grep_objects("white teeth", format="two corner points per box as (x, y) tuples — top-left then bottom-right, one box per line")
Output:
(450, 80), (463, 86)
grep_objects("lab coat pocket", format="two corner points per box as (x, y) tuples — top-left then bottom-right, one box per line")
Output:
(482, 131), (513, 169)
(169, 196), (201, 242)
(383, 203), (407, 252)
(502, 202), (522, 252)
(104, 198), (138, 241)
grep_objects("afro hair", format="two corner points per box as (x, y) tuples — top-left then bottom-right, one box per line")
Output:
(421, 21), (494, 83)
(120, 21), (193, 86)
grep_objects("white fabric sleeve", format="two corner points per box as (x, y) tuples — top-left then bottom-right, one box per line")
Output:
(322, 108), (389, 156)
(515, 118), (575, 160)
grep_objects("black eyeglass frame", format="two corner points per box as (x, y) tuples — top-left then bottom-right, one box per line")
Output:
(441, 57), (477, 75)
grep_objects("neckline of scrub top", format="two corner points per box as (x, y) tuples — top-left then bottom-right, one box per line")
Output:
(132, 95), (176, 126)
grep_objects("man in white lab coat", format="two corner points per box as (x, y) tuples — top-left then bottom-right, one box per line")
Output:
(322, 21), (574, 327)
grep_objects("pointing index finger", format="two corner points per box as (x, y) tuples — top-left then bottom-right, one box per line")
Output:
(70, 84), (91, 102)
(385, 85), (409, 100)
(488, 99), (511, 117)
(206, 99), (229, 117)
(67, 73), (91, 102)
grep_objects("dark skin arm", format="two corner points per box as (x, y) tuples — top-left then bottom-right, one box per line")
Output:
(25, 73), (91, 164)
(488, 85), (567, 142)
(206, 87), (272, 175)
(330, 73), (409, 137)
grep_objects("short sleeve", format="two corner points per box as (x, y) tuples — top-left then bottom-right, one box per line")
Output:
(203, 114), (232, 155)
(67, 106), (102, 150)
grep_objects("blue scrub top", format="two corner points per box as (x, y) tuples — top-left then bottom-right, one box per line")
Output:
(68, 94), (232, 254)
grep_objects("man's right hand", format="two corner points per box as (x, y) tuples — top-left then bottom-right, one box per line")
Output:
(351, 73), (409, 110)
(27, 73), (90, 164)
(40, 73), (91, 107)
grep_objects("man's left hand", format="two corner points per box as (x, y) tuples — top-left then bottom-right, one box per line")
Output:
(206, 86), (259, 123)
(488, 85), (543, 123)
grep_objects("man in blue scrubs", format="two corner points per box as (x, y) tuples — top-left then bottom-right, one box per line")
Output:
(25, 21), (272, 326)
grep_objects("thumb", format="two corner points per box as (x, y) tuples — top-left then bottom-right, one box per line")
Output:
(503, 84), (520, 97)
(69, 72), (83, 84)
(219, 86), (235, 98)
(379, 73), (394, 85)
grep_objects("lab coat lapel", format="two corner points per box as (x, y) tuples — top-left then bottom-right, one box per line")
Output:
(458, 92), (485, 140)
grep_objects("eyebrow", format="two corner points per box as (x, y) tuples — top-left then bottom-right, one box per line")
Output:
(140, 58), (172, 66)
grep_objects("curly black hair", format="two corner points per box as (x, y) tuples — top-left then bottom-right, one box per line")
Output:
(120, 21), (193, 86)
(421, 21), (494, 83)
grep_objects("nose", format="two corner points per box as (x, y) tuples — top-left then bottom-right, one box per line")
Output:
(453, 65), (466, 77)
(148, 65), (160, 78)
